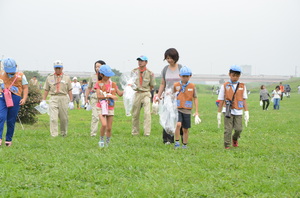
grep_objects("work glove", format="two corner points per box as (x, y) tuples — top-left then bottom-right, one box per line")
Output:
(244, 111), (249, 127)
(39, 100), (48, 109)
(217, 112), (222, 128)
(195, 115), (201, 125)
(68, 102), (74, 110)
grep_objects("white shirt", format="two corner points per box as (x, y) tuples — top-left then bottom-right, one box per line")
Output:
(272, 90), (281, 99)
(72, 82), (81, 94)
(218, 83), (248, 115)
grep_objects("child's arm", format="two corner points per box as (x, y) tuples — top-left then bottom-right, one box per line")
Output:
(193, 97), (199, 116)
(243, 99), (248, 111)
(217, 100), (224, 112)
(116, 87), (123, 97)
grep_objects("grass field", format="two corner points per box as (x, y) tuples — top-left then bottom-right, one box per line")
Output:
(0, 79), (299, 197)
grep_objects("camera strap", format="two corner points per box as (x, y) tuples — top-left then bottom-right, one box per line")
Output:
(231, 82), (240, 102)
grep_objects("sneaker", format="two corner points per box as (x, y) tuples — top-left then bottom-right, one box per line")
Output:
(232, 139), (238, 147)
(98, 140), (105, 148)
(182, 145), (187, 149)
(164, 141), (171, 145)
(5, 141), (12, 147)
(174, 141), (180, 148)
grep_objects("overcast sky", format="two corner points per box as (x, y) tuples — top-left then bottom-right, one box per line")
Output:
(1, 0), (300, 76)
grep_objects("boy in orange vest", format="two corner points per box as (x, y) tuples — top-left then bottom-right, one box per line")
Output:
(217, 65), (249, 149)
(173, 66), (200, 149)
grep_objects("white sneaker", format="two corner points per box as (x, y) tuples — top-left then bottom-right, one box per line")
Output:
(98, 140), (105, 148)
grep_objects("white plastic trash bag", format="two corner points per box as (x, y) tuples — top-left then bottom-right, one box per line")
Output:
(152, 101), (159, 115)
(34, 105), (49, 115)
(159, 89), (178, 135)
(85, 103), (92, 111)
(120, 72), (137, 116)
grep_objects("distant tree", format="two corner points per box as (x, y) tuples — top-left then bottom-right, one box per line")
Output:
(112, 69), (122, 77)
(23, 70), (43, 81)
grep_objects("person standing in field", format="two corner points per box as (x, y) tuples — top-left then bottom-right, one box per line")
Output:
(259, 85), (270, 110)
(131, 55), (156, 136)
(217, 65), (249, 149)
(71, 77), (81, 109)
(95, 65), (123, 147)
(29, 76), (39, 89)
(40, 60), (74, 137)
(0, 58), (28, 147)
(157, 48), (183, 144)
(279, 82), (284, 101)
(173, 66), (200, 149)
(285, 84), (291, 98)
(272, 85), (281, 110)
(85, 60), (106, 136)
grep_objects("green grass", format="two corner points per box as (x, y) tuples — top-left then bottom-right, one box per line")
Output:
(0, 80), (300, 197)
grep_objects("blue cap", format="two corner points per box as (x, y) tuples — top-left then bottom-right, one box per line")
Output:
(179, 66), (192, 76)
(53, 60), (63, 68)
(230, 65), (241, 72)
(99, 65), (115, 77)
(3, 58), (17, 73)
(136, 55), (148, 61)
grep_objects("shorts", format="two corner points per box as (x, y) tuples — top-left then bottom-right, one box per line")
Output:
(96, 107), (114, 116)
(177, 111), (191, 129)
(72, 94), (80, 102)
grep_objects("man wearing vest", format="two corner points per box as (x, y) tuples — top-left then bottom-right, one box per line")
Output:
(40, 60), (73, 137)
(173, 66), (200, 149)
(131, 55), (156, 136)
(0, 58), (28, 147)
(217, 65), (249, 149)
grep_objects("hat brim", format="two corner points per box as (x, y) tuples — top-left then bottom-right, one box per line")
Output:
(137, 58), (147, 61)
(102, 71), (115, 77)
(54, 65), (63, 68)
(180, 73), (192, 76)
(4, 67), (17, 73)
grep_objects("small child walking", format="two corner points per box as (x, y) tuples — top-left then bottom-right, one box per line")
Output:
(272, 85), (281, 110)
(217, 65), (249, 149)
(173, 66), (200, 149)
(94, 65), (123, 147)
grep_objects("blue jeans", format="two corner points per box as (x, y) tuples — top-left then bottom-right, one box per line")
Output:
(273, 98), (280, 110)
(0, 93), (21, 141)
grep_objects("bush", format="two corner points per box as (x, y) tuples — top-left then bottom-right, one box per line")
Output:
(17, 87), (42, 124)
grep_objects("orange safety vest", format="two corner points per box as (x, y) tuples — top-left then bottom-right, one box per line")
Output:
(174, 82), (195, 109)
(224, 82), (245, 110)
(97, 80), (117, 108)
(0, 71), (24, 96)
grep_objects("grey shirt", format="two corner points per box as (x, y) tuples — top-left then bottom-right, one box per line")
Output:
(260, 89), (270, 100)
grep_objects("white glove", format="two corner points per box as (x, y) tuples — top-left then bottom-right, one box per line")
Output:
(40, 100), (48, 109)
(217, 112), (222, 128)
(68, 102), (74, 110)
(195, 115), (201, 125)
(244, 111), (249, 127)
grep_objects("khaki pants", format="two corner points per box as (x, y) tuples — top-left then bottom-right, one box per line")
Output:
(224, 114), (243, 147)
(49, 95), (69, 137)
(90, 93), (99, 136)
(132, 92), (151, 136)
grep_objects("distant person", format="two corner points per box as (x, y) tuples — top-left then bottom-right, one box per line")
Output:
(272, 86), (281, 110)
(298, 85), (300, 94)
(152, 90), (159, 115)
(0, 58), (28, 147)
(29, 76), (39, 89)
(279, 82), (284, 100)
(217, 65), (249, 149)
(285, 84), (291, 98)
(40, 60), (73, 137)
(156, 48), (183, 144)
(85, 60), (106, 136)
(80, 79), (88, 107)
(95, 65), (123, 147)
(131, 55), (156, 136)
(173, 66), (200, 149)
(260, 85), (271, 110)
(71, 77), (81, 109)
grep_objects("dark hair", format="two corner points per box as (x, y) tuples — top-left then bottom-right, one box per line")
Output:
(260, 85), (264, 89)
(82, 79), (87, 83)
(275, 85), (280, 89)
(98, 73), (103, 81)
(164, 48), (179, 63)
(229, 70), (241, 75)
(94, 60), (106, 78)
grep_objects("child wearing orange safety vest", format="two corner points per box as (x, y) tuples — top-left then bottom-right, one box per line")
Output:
(173, 66), (200, 149)
(217, 65), (249, 149)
